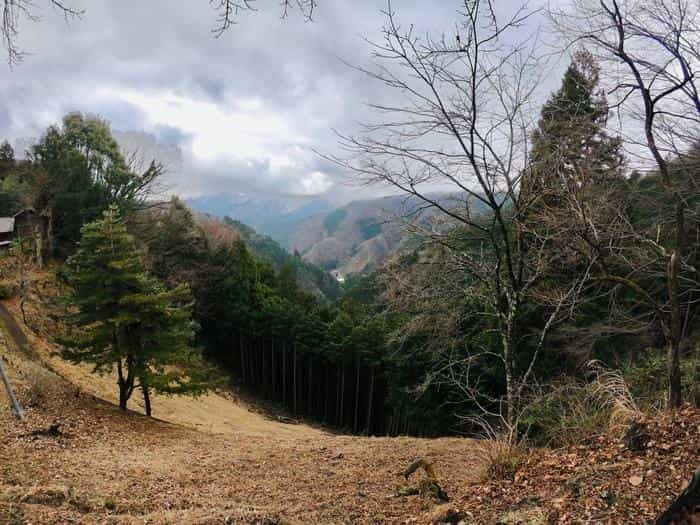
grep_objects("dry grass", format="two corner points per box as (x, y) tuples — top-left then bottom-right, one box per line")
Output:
(16, 361), (63, 408)
(475, 438), (527, 482)
(0, 295), (482, 524)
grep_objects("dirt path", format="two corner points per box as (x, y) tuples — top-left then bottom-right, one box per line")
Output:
(0, 301), (36, 360)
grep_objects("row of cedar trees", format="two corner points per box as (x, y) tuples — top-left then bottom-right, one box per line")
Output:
(143, 199), (428, 435)
(229, 332), (387, 435)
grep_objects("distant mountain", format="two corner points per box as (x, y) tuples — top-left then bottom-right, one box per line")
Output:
(187, 194), (333, 247)
(290, 192), (492, 278)
(192, 192), (489, 282)
(195, 213), (342, 302)
(289, 195), (422, 278)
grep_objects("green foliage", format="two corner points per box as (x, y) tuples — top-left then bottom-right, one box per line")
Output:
(0, 140), (14, 177)
(322, 208), (346, 234)
(623, 347), (700, 409)
(30, 112), (162, 256)
(0, 280), (14, 299)
(222, 216), (341, 301)
(0, 173), (31, 216)
(61, 205), (213, 412)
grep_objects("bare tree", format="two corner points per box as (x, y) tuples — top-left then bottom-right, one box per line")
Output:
(210, 0), (316, 36)
(551, 0), (700, 408)
(2, 0), (318, 66)
(329, 0), (588, 436)
(1, 0), (82, 65)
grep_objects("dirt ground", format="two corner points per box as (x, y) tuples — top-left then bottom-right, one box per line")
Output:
(0, 299), (483, 525)
(0, 296), (696, 524)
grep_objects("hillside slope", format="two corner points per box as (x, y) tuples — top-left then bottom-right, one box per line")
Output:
(290, 193), (489, 279)
(0, 297), (480, 524)
(290, 196), (411, 278)
(0, 290), (698, 523)
(195, 213), (341, 302)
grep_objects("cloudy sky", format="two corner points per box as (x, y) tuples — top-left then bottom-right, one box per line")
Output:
(0, 1), (561, 201)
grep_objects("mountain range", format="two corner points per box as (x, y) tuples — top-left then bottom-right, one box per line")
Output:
(188, 191), (483, 281)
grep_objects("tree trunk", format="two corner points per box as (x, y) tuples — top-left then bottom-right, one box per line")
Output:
(45, 208), (54, 257)
(142, 384), (152, 417)
(366, 368), (375, 436)
(33, 224), (43, 269)
(354, 359), (360, 433)
(262, 337), (267, 396)
(239, 331), (246, 384)
(282, 341), (287, 406)
(667, 339), (682, 409)
(117, 359), (133, 411)
(307, 354), (313, 416)
(293, 342), (298, 415)
(339, 360), (346, 428)
(271, 338), (276, 401)
(667, 204), (685, 409)
(324, 361), (329, 423)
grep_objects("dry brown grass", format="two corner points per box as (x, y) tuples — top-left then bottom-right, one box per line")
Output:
(0, 290), (482, 524)
(475, 438), (527, 482)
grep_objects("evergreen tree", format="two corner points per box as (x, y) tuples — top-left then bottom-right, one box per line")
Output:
(31, 112), (162, 257)
(0, 140), (15, 177)
(61, 205), (212, 414)
(524, 50), (624, 213)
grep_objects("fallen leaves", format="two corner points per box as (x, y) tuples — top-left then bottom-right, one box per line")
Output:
(629, 475), (644, 487)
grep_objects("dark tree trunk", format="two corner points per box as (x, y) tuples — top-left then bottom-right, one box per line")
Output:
(366, 368), (375, 436)
(307, 354), (313, 416)
(339, 360), (346, 428)
(293, 342), (298, 415)
(239, 332), (246, 384)
(117, 358), (134, 411)
(324, 361), (329, 423)
(142, 384), (152, 417)
(282, 341), (287, 406)
(354, 359), (360, 433)
(271, 338), (276, 401)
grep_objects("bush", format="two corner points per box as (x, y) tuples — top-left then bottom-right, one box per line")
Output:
(623, 347), (700, 409)
(479, 440), (526, 481)
(0, 279), (15, 299)
(21, 362), (62, 407)
(521, 363), (640, 447)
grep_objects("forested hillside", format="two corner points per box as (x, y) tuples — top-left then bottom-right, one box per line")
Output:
(0, 0), (699, 522)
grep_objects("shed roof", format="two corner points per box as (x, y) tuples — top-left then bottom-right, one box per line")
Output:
(0, 218), (14, 234)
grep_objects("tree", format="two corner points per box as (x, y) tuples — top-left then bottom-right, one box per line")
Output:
(2, 0), (317, 66)
(1, 0), (83, 66)
(524, 51), (624, 215)
(330, 1), (587, 437)
(0, 140), (14, 176)
(61, 205), (212, 414)
(552, 0), (700, 408)
(30, 112), (162, 259)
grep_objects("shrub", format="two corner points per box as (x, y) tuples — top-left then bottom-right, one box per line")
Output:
(0, 280), (15, 299)
(21, 362), (62, 407)
(478, 439), (526, 481)
(521, 362), (640, 447)
(623, 347), (700, 409)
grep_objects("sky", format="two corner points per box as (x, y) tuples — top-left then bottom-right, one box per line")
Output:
(0, 0), (561, 202)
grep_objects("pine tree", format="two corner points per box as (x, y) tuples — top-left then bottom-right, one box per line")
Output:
(61, 205), (213, 414)
(0, 140), (15, 177)
(524, 50), (624, 209)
